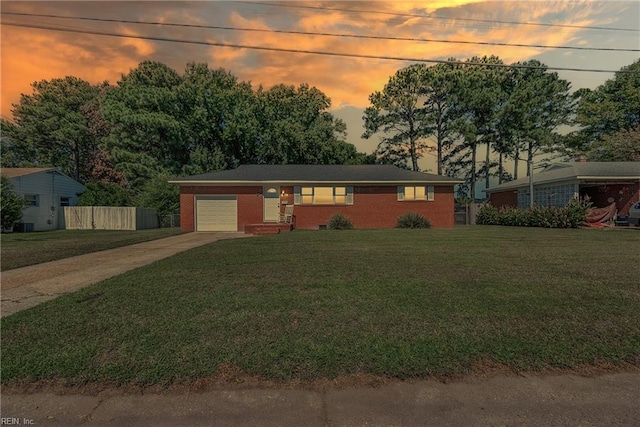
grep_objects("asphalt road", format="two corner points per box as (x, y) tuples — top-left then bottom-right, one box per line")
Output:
(2, 372), (639, 426)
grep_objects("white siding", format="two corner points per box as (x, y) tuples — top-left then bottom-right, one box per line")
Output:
(9, 171), (85, 231)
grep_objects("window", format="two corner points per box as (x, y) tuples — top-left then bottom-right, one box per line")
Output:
(24, 194), (39, 207)
(334, 187), (347, 204)
(398, 186), (434, 201)
(301, 187), (314, 204)
(60, 197), (71, 207)
(294, 186), (353, 205)
(314, 187), (334, 204)
(517, 184), (577, 208)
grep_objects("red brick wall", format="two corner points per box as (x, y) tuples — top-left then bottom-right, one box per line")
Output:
(291, 185), (455, 229)
(581, 182), (640, 216)
(180, 184), (457, 231)
(179, 186), (263, 232)
(488, 190), (518, 208)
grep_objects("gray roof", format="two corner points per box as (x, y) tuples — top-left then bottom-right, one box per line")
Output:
(486, 162), (640, 193)
(170, 165), (463, 185)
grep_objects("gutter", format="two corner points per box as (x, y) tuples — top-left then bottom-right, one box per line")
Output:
(485, 176), (640, 193)
(168, 179), (464, 186)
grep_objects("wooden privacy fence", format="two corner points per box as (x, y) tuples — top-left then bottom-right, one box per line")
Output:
(63, 207), (158, 230)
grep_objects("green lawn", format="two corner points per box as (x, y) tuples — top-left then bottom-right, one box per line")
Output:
(2, 227), (639, 386)
(0, 228), (183, 271)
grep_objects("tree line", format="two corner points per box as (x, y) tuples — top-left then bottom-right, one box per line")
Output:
(1, 57), (638, 213)
(0, 61), (371, 216)
(363, 57), (640, 199)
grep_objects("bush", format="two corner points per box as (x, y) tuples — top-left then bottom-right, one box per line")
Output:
(327, 213), (354, 230)
(476, 198), (591, 228)
(396, 212), (431, 229)
(1, 175), (27, 229)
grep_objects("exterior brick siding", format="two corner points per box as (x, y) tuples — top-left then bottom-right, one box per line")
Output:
(581, 182), (640, 216)
(488, 190), (518, 209)
(287, 185), (455, 229)
(180, 184), (457, 231)
(180, 186), (263, 232)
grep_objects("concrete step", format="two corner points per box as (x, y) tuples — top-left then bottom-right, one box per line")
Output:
(244, 224), (293, 235)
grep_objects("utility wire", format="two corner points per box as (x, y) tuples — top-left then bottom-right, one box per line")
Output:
(242, 1), (640, 33)
(3, 12), (638, 52)
(3, 21), (638, 74)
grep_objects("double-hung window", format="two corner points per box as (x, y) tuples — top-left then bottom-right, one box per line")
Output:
(295, 186), (353, 205)
(24, 194), (39, 207)
(398, 186), (435, 201)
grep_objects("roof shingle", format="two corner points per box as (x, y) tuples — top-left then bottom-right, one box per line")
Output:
(170, 164), (462, 185)
(486, 162), (640, 193)
(0, 167), (56, 178)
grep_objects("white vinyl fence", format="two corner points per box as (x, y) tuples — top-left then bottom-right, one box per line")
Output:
(64, 207), (158, 230)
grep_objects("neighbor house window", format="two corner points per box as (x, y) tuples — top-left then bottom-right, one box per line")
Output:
(24, 194), (39, 207)
(517, 184), (577, 209)
(398, 186), (434, 201)
(294, 186), (353, 205)
(60, 197), (71, 207)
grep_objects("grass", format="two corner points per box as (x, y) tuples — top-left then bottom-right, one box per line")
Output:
(1, 227), (639, 386)
(0, 228), (183, 271)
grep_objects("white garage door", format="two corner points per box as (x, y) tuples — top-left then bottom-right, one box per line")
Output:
(195, 196), (237, 231)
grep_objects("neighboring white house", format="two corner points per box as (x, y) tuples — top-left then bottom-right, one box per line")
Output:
(0, 168), (86, 231)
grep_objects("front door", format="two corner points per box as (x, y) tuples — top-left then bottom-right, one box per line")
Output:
(263, 186), (280, 222)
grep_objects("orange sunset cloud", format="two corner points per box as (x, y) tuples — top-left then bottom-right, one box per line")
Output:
(1, 0), (636, 120)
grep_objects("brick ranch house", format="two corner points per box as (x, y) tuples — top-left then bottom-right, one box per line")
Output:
(170, 164), (463, 232)
(485, 162), (640, 215)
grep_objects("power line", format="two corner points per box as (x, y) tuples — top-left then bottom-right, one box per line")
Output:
(3, 21), (637, 74)
(242, 1), (640, 33)
(4, 12), (638, 53)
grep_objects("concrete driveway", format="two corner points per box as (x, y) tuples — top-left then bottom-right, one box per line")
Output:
(1, 232), (248, 317)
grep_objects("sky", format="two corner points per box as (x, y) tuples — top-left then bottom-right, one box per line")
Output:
(2, 0), (639, 174)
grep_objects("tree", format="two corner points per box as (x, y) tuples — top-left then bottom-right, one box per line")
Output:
(178, 63), (258, 174)
(102, 61), (187, 188)
(1, 175), (27, 229)
(77, 182), (133, 207)
(420, 62), (460, 175)
(571, 59), (640, 151)
(8, 76), (106, 182)
(445, 56), (507, 200)
(585, 125), (640, 161)
(499, 60), (573, 179)
(0, 118), (37, 168)
(362, 64), (431, 171)
(255, 83), (357, 164)
(135, 173), (179, 217)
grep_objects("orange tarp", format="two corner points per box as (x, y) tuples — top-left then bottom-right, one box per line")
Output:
(583, 202), (617, 227)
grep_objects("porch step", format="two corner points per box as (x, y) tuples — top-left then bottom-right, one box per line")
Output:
(245, 223), (293, 235)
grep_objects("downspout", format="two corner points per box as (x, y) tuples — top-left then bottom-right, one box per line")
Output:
(50, 172), (56, 230)
(528, 158), (534, 208)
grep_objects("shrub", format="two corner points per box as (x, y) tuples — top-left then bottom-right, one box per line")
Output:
(396, 212), (431, 229)
(476, 198), (591, 229)
(565, 197), (592, 228)
(1, 175), (27, 230)
(327, 213), (354, 230)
